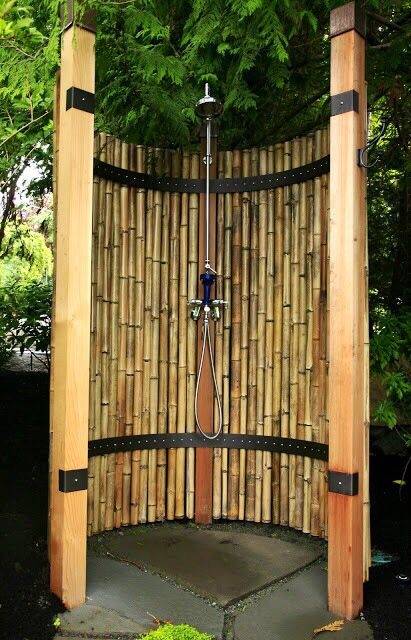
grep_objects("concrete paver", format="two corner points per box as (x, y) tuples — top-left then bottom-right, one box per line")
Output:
(234, 563), (373, 640)
(84, 554), (223, 637)
(56, 528), (372, 640)
(103, 524), (321, 606)
(58, 602), (147, 636)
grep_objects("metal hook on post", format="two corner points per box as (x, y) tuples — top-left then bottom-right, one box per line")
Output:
(358, 120), (387, 168)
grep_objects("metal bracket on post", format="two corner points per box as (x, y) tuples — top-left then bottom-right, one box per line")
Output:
(328, 470), (359, 496)
(66, 87), (95, 113)
(58, 468), (88, 493)
(330, 90), (359, 116)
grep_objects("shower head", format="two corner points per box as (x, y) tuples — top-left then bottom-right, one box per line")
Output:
(195, 83), (223, 120)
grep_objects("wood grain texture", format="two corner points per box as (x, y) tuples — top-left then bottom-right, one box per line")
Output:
(328, 17), (366, 619)
(50, 25), (95, 609)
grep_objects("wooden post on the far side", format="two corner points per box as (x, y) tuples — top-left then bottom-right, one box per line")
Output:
(328, 0), (367, 619)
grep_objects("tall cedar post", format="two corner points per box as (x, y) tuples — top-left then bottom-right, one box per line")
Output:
(50, 0), (96, 609)
(328, 1), (366, 619)
(195, 123), (218, 523)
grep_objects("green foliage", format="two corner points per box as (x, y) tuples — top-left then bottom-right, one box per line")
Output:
(141, 623), (212, 640)
(371, 309), (411, 438)
(0, 276), (52, 370)
(0, 0), (60, 170)
(89, 0), (326, 147)
(0, 195), (53, 370)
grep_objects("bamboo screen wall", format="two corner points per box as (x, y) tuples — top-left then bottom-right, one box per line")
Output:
(87, 128), (330, 538)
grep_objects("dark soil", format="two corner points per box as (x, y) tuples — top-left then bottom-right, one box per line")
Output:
(0, 372), (63, 640)
(0, 369), (409, 639)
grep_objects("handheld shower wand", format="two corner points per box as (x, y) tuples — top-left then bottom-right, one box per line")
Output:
(189, 84), (226, 440)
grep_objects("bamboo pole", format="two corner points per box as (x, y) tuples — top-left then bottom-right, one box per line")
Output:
(303, 134), (314, 534)
(228, 149), (242, 520)
(222, 151), (233, 519)
(114, 140), (129, 528)
(310, 129), (322, 536)
(123, 142), (136, 526)
(256, 147), (267, 523)
(280, 141), (291, 526)
(239, 149), (250, 521)
(99, 135), (113, 531)
(91, 132), (107, 534)
(295, 137), (307, 531)
(263, 146), (275, 524)
(176, 151), (190, 518)
(272, 143), (284, 524)
(288, 138), (300, 529)
(139, 147), (154, 523)
(156, 150), (171, 522)
(245, 149), (258, 521)
(131, 145), (145, 524)
(187, 151), (199, 519)
(87, 135), (99, 535)
(105, 137), (121, 531)
(147, 149), (162, 523)
(166, 151), (181, 520)
(213, 150), (225, 519)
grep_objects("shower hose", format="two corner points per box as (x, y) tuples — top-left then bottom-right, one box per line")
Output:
(194, 310), (223, 440)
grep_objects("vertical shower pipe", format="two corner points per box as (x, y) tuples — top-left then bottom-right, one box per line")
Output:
(328, 1), (367, 619)
(195, 117), (218, 524)
(50, 0), (96, 608)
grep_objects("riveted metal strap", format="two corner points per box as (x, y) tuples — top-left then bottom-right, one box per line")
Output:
(330, 90), (359, 116)
(88, 433), (328, 461)
(59, 468), (88, 493)
(66, 87), (95, 114)
(328, 470), (359, 496)
(93, 155), (330, 194)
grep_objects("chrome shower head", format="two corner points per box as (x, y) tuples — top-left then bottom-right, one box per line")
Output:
(195, 83), (223, 120)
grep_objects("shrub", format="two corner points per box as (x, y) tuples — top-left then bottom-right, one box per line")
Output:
(371, 308), (411, 448)
(0, 277), (52, 371)
(141, 624), (213, 640)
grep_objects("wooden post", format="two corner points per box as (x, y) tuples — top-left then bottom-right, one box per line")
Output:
(195, 124), (217, 524)
(50, 1), (96, 609)
(328, 1), (366, 619)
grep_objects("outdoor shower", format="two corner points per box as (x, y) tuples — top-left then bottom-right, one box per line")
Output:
(189, 84), (227, 440)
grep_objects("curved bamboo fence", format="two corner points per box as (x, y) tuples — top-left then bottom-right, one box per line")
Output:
(86, 129), (335, 538)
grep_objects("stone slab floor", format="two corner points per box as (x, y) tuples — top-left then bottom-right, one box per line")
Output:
(55, 523), (373, 640)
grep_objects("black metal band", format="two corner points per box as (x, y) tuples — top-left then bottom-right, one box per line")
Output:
(88, 433), (328, 461)
(66, 87), (95, 114)
(59, 468), (88, 493)
(330, 90), (359, 116)
(328, 470), (359, 496)
(93, 155), (330, 194)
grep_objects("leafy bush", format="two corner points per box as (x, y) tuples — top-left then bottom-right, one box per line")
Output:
(0, 277), (52, 371)
(371, 308), (411, 448)
(141, 624), (213, 640)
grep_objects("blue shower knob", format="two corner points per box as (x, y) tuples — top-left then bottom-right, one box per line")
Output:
(200, 271), (216, 306)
